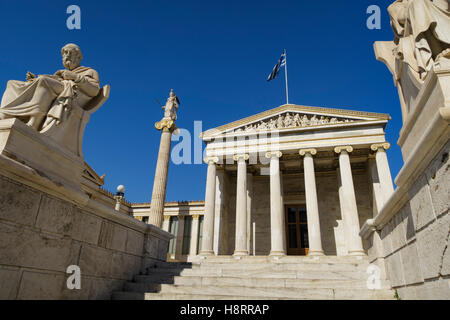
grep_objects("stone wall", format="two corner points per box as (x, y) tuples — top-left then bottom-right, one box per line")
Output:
(367, 141), (450, 299)
(379, 141), (449, 299)
(0, 175), (171, 300)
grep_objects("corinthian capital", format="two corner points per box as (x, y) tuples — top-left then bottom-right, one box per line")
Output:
(299, 148), (317, 156)
(370, 142), (391, 152)
(334, 146), (353, 154)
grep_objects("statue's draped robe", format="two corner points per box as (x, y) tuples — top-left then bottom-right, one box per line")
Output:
(0, 66), (100, 127)
(389, 0), (450, 76)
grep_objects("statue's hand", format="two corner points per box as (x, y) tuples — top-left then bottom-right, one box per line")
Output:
(61, 70), (78, 81)
(26, 71), (36, 82)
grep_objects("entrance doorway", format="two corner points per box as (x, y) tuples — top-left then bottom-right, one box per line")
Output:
(285, 205), (309, 255)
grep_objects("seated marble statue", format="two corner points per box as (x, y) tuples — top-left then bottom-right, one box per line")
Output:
(0, 43), (100, 131)
(388, 0), (450, 80)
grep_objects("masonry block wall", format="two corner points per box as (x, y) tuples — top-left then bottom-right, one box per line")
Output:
(0, 175), (171, 300)
(374, 141), (450, 299)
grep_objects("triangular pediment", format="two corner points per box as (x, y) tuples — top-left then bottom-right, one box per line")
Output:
(201, 104), (390, 138)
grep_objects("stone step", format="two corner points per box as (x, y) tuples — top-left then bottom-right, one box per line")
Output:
(123, 281), (161, 293)
(157, 284), (395, 300)
(188, 255), (369, 264)
(172, 276), (392, 290)
(150, 261), (193, 269)
(134, 274), (176, 284)
(144, 293), (292, 300)
(138, 267), (369, 281)
(192, 262), (368, 272)
(111, 291), (145, 300)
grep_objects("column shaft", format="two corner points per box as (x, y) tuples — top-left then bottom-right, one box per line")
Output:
(234, 156), (248, 256)
(149, 129), (172, 227)
(301, 150), (324, 256)
(189, 215), (200, 256)
(267, 152), (286, 256)
(375, 147), (394, 203)
(200, 159), (217, 256)
(336, 147), (365, 256)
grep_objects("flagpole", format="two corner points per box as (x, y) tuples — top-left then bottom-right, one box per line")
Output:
(284, 49), (289, 105)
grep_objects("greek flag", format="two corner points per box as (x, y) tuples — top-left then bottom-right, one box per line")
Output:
(267, 51), (286, 82)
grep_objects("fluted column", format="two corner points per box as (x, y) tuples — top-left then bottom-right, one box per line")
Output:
(189, 214), (200, 256)
(265, 151), (286, 256)
(200, 157), (219, 256)
(148, 126), (174, 227)
(233, 154), (249, 256)
(371, 143), (394, 204)
(335, 146), (365, 256)
(299, 149), (324, 256)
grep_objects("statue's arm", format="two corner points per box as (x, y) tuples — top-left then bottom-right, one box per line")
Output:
(75, 70), (100, 97)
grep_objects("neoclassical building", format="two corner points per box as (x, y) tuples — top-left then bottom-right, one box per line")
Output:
(197, 104), (394, 258)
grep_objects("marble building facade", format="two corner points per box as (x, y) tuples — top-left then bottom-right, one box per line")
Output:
(195, 104), (394, 258)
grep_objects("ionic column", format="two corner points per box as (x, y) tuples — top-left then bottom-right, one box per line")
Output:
(200, 157), (219, 256)
(148, 125), (175, 227)
(233, 154), (249, 256)
(189, 214), (200, 256)
(265, 151), (286, 256)
(371, 143), (394, 204)
(246, 172), (253, 254)
(299, 149), (324, 256)
(162, 215), (170, 232)
(335, 146), (365, 256)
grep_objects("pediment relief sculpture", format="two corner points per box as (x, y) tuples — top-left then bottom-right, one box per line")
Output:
(231, 112), (355, 133)
(0, 43), (109, 156)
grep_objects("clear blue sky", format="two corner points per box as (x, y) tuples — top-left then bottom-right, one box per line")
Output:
(0, 0), (402, 203)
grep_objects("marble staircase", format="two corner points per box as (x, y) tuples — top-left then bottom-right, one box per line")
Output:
(111, 256), (395, 300)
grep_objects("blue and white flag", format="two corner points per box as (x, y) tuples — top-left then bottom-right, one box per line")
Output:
(267, 51), (286, 82)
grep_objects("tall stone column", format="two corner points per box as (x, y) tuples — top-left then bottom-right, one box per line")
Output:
(246, 172), (253, 254)
(371, 143), (394, 204)
(189, 214), (200, 256)
(148, 90), (180, 228)
(299, 149), (324, 256)
(175, 215), (185, 258)
(162, 215), (170, 232)
(335, 146), (365, 256)
(265, 151), (286, 256)
(200, 157), (219, 256)
(233, 154), (249, 256)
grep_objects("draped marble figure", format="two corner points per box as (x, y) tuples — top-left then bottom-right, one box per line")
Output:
(0, 43), (100, 131)
(388, 0), (450, 81)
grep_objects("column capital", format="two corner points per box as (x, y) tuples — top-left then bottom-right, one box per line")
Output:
(155, 118), (176, 131)
(233, 154), (249, 162)
(299, 148), (317, 156)
(203, 156), (219, 164)
(178, 215), (185, 220)
(370, 142), (391, 152)
(192, 214), (200, 220)
(265, 151), (282, 159)
(334, 145), (353, 154)
(163, 215), (171, 221)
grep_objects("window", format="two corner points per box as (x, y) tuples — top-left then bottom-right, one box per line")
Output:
(142, 216), (149, 224)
